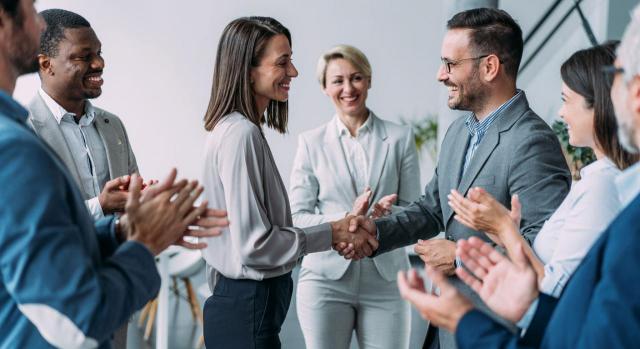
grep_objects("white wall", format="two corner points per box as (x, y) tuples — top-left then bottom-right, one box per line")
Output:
(16, 0), (445, 188)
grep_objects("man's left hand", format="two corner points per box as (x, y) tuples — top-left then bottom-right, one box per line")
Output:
(414, 238), (457, 275)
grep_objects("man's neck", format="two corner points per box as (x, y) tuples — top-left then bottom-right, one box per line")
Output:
(474, 87), (517, 121)
(0, 56), (19, 95)
(42, 86), (85, 121)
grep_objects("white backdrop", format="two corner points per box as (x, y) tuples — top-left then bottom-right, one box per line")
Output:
(16, 0), (446, 187)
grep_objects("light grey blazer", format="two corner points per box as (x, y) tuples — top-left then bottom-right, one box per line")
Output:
(290, 113), (420, 282)
(26, 93), (138, 199)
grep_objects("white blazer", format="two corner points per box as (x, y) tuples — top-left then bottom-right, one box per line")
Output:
(289, 112), (420, 281)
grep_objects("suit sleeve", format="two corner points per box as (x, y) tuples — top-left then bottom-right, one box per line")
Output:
(508, 131), (570, 245)
(290, 134), (348, 227)
(456, 294), (557, 349)
(120, 119), (138, 175)
(0, 137), (159, 347)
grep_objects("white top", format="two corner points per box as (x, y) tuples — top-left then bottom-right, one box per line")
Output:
(533, 158), (621, 296)
(336, 113), (373, 194)
(200, 112), (332, 281)
(38, 88), (109, 220)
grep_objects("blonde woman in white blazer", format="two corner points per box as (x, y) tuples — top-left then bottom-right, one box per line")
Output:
(290, 45), (420, 349)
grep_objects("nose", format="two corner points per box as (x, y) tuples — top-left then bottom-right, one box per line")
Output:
(288, 61), (298, 78)
(344, 80), (354, 93)
(91, 54), (105, 71)
(436, 64), (448, 82)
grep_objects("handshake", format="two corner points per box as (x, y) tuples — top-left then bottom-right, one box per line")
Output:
(329, 215), (379, 260)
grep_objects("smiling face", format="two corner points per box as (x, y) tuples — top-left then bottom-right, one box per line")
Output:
(250, 34), (298, 113)
(323, 58), (370, 117)
(437, 29), (486, 112)
(559, 82), (596, 148)
(41, 26), (104, 103)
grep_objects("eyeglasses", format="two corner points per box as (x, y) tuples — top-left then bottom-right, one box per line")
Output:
(441, 55), (489, 74)
(601, 65), (625, 80)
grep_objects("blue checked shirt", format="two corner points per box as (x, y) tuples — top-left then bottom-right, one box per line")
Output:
(462, 90), (523, 174)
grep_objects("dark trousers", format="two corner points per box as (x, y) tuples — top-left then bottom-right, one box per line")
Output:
(203, 272), (293, 349)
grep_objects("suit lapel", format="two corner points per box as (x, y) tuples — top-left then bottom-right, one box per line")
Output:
(94, 112), (121, 178)
(367, 114), (389, 197)
(28, 94), (83, 187)
(324, 118), (358, 200)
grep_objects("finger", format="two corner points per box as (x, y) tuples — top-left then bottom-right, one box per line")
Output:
(105, 175), (128, 191)
(145, 168), (178, 198)
(511, 194), (522, 221)
(175, 238), (208, 250)
(192, 215), (229, 229)
(383, 193), (398, 205)
(425, 266), (453, 293)
(172, 180), (198, 206)
(178, 185), (204, 217)
(466, 245), (495, 271)
(183, 227), (223, 238)
(344, 250), (356, 259)
(455, 267), (483, 294)
(202, 208), (228, 218)
(182, 200), (207, 227)
(348, 216), (362, 233)
(407, 268), (426, 292)
(453, 214), (478, 231)
(458, 248), (489, 280)
(360, 241), (372, 257)
(126, 173), (143, 209)
(476, 239), (507, 265)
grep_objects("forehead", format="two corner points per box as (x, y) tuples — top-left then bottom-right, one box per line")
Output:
(326, 58), (358, 75)
(262, 34), (291, 58)
(441, 28), (473, 58)
(58, 27), (101, 51)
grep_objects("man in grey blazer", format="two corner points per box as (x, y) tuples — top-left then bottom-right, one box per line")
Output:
(341, 8), (571, 349)
(27, 9), (139, 348)
(28, 9), (138, 225)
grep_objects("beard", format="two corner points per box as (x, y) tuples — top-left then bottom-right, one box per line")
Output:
(447, 68), (486, 112)
(618, 119), (639, 154)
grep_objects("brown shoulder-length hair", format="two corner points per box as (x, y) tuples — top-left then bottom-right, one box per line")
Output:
(204, 16), (291, 133)
(560, 41), (639, 170)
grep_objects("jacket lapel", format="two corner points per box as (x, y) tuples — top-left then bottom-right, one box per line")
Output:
(27, 94), (83, 187)
(94, 112), (122, 178)
(367, 113), (389, 197)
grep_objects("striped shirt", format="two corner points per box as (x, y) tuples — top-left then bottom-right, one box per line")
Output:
(462, 89), (523, 173)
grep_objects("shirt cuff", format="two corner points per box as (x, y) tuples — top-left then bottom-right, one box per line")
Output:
(86, 196), (104, 220)
(516, 298), (539, 336)
(302, 223), (333, 254)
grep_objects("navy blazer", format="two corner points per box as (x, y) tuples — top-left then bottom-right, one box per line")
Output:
(455, 192), (640, 348)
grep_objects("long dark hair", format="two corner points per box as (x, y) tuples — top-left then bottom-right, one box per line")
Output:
(560, 41), (638, 170)
(204, 16), (291, 133)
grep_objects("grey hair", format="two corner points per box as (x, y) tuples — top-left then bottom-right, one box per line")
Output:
(618, 4), (640, 82)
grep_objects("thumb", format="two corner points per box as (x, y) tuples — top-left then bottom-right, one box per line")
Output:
(511, 194), (521, 219)
(127, 173), (142, 208)
(425, 265), (454, 293)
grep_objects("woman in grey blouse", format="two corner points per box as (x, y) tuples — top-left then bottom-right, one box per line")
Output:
(290, 45), (420, 349)
(449, 43), (638, 303)
(199, 18), (378, 349)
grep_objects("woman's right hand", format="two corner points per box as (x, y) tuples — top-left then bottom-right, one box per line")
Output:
(350, 187), (372, 216)
(447, 188), (521, 244)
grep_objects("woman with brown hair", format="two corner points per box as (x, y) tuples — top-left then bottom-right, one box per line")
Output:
(448, 42), (638, 303)
(199, 17), (377, 348)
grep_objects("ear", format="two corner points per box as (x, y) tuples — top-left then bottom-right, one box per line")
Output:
(630, 75), (640, 121)
(38, 54), (52, 75)
(482, 54), (500, 82)
(321, 85), (329, 96)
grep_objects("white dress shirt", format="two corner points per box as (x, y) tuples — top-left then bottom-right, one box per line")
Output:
(336, 113), (373, 195)
(38, 89), (109, 219)
(533, 157), (621, 296)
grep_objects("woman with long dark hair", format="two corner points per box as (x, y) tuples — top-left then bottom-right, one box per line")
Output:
(448, 41), (638, 299)
(199, 17), (377, 348)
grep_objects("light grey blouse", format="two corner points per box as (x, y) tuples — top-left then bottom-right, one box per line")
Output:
(200, 112), (332, 281)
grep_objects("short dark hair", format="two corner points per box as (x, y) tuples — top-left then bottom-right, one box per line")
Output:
(204, 16), (292, 133)
(447, 8), (523, 78)
(39, 9), (91, 57)
(561, 41), (638, 170)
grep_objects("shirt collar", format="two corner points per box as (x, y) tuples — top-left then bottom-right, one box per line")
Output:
(336, 111), (373, 137)
(39, 88), (96, 126)
(465, 89), (522, 136)
(0, 90), (28, 123)
(580, 157), (617, 178)
(615, 160), (640, 208)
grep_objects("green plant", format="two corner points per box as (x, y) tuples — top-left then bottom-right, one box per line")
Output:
(400, 115), (439, 161)
(552, 120), (596, 180)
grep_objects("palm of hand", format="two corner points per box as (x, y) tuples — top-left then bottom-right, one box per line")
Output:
(477, 259), (537, 323)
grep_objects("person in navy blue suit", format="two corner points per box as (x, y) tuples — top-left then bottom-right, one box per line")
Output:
(397, 5), (640, 348)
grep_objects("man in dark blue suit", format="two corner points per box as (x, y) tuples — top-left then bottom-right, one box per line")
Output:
(396, 4), (640, 348)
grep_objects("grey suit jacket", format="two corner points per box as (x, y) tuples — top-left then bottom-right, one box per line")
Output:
(27, 93), (138, 200)
(375, 91), (571, 252)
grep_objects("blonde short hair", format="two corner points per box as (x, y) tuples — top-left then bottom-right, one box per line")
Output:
(316, 45), (372, 88)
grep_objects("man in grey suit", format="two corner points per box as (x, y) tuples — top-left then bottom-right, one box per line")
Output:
(340, 8), (571, 349)
(27, 9), (140, 348)
(28, 9), (139, 224)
